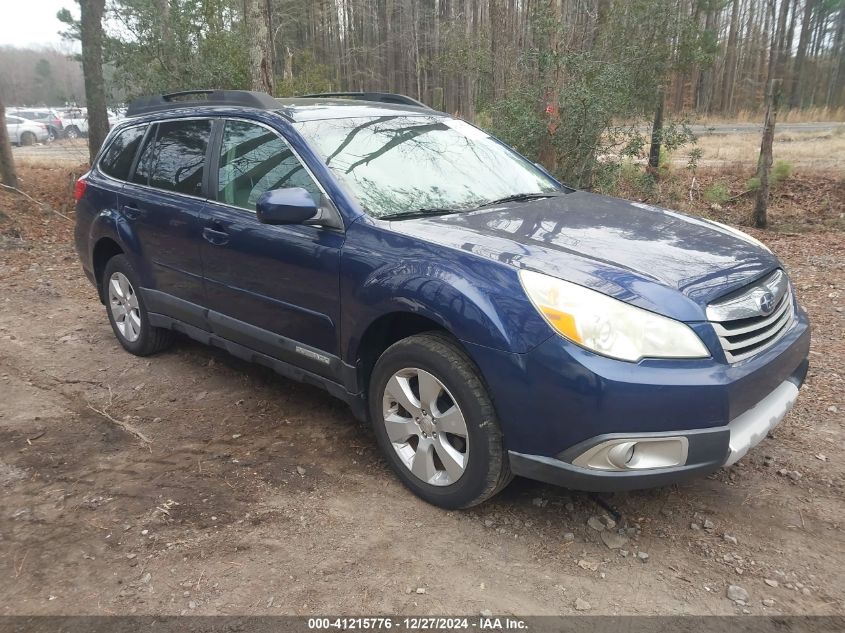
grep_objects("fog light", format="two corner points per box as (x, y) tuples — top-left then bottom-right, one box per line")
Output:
(572, 436), (688, 471)
(607, 442), (636, 468)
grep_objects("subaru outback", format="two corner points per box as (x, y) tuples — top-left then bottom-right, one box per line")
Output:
(74, 90), (810, 509)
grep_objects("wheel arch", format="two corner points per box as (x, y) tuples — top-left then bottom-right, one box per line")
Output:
(353, 311), (455, 397)
(92, 237), (124, 302)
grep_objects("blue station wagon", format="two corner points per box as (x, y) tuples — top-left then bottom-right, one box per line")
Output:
(74, 90), (810, 508)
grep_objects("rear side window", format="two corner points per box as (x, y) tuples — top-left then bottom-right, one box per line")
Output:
(148, 119), (211, 196)
(100, 125), (147, 181)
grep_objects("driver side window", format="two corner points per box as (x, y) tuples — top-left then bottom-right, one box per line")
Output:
(217, 120), (321, 211)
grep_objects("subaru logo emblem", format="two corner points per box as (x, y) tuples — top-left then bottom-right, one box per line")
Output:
(758, 291), (776, 315)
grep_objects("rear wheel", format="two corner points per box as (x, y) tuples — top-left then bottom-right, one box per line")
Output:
(65, 126), (80, 140)
(368, 332), (512, 508)
(20, 131), (35, 146)
(103, 255), (173, 356)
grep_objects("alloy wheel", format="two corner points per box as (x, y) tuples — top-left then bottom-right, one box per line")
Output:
(382, 367), (469, 486)
(108, 272), (141, 342)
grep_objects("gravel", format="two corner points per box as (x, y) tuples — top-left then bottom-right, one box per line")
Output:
(574, 598), (591, 611)
(600, 531), (628, 549)
(727, 585), (749, 602)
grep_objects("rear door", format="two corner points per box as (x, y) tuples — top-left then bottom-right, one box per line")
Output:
(119, 118), (212, 322)
(199, 118), (344, 375)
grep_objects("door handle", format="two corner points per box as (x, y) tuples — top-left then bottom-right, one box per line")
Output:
(122, 204), (143, 220)
(202, 225), (230, 246)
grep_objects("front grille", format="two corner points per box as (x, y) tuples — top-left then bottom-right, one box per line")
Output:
(707, 270), (796, 363)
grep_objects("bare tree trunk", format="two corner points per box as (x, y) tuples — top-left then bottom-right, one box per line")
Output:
(719, 0), (741, 113)
(753, 1), (782, 229)
(648, 86), (665, 174)
(463, 0), (475, 118)
(789, 0), (815, 109)
(696, 3), (716, 111)
(79, 0), (109, 165)
(0, 99), (18, 188)
(155, 0), (174, 76)
(774, 0), (791, 75)
(245, 0), (274, 94)
(283, 46), (294, 81)
(490, 0), (504, 101)
(828, 0), (845, 106)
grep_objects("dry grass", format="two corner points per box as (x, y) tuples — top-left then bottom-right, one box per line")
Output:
(608, 163), (844, 233)
(695, 106), (845, 124)
(676, 128), (845, 170)
(11, 138), (90, 168)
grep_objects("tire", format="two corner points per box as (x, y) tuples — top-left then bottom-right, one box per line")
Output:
(66, 126), (80, 140)
(20, 131), (35, 146)
(102, 254), (173, 356)
(46, 127), (57, 143)
(368, 332), (512, 509)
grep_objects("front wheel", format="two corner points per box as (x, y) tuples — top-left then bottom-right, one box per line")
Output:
(65, 126), (80, 139)
(20, 131), (35, 146)
(368, 332), (512, 509)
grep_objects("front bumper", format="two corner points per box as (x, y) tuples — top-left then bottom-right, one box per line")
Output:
(464, 305), (810, 492)
(507, 361), (806, 492)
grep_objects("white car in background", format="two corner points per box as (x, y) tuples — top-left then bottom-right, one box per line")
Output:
(58, 107), (126, 138)
(5, 114), (50, 145)
(9, 108), (63, 142)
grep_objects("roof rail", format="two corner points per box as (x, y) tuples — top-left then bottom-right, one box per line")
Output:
(126, 90), (279, 117)
(297, 92), (430, 109)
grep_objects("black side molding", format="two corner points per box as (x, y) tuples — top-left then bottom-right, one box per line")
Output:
(147, 312), (367, 422)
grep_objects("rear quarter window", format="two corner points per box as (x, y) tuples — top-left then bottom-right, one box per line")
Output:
(100, 125), (147, 181)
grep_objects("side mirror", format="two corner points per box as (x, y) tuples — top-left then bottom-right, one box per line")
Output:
(256, 187), (318, 225)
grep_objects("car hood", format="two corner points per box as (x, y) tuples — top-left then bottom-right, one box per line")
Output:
(389, 191), (782, 322)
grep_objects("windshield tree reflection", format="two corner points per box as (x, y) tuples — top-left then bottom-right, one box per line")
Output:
(294, 116), (560, 218)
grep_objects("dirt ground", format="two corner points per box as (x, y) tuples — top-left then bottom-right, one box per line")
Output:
(0, 165), (843, 616)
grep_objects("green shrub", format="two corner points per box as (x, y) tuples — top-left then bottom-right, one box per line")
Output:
(746, 160), (791, 192)
(704, 183), (730, 204)
(772, 160), (793, 186)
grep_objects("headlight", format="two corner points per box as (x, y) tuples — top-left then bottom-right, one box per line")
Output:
(519, 269), (710, 362)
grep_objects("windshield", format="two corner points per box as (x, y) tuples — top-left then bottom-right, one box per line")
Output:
(293, 115), (561, 218)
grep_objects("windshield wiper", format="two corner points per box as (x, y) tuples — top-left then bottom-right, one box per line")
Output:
(379, 208), (463, 221)
(476, 192), (563, 208)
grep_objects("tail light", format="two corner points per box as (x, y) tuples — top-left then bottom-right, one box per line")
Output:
(74, 177), (88, 202)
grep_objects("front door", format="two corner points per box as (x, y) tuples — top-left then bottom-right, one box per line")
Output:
(200, 119), (344, 376)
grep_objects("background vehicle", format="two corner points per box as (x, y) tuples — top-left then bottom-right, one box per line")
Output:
(74, 90), (810, 510)
(58, 106), (126, 138)
(10, 107), (62, 142)
(5, 114), (50, 145)
(57, 107), (88, 139)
